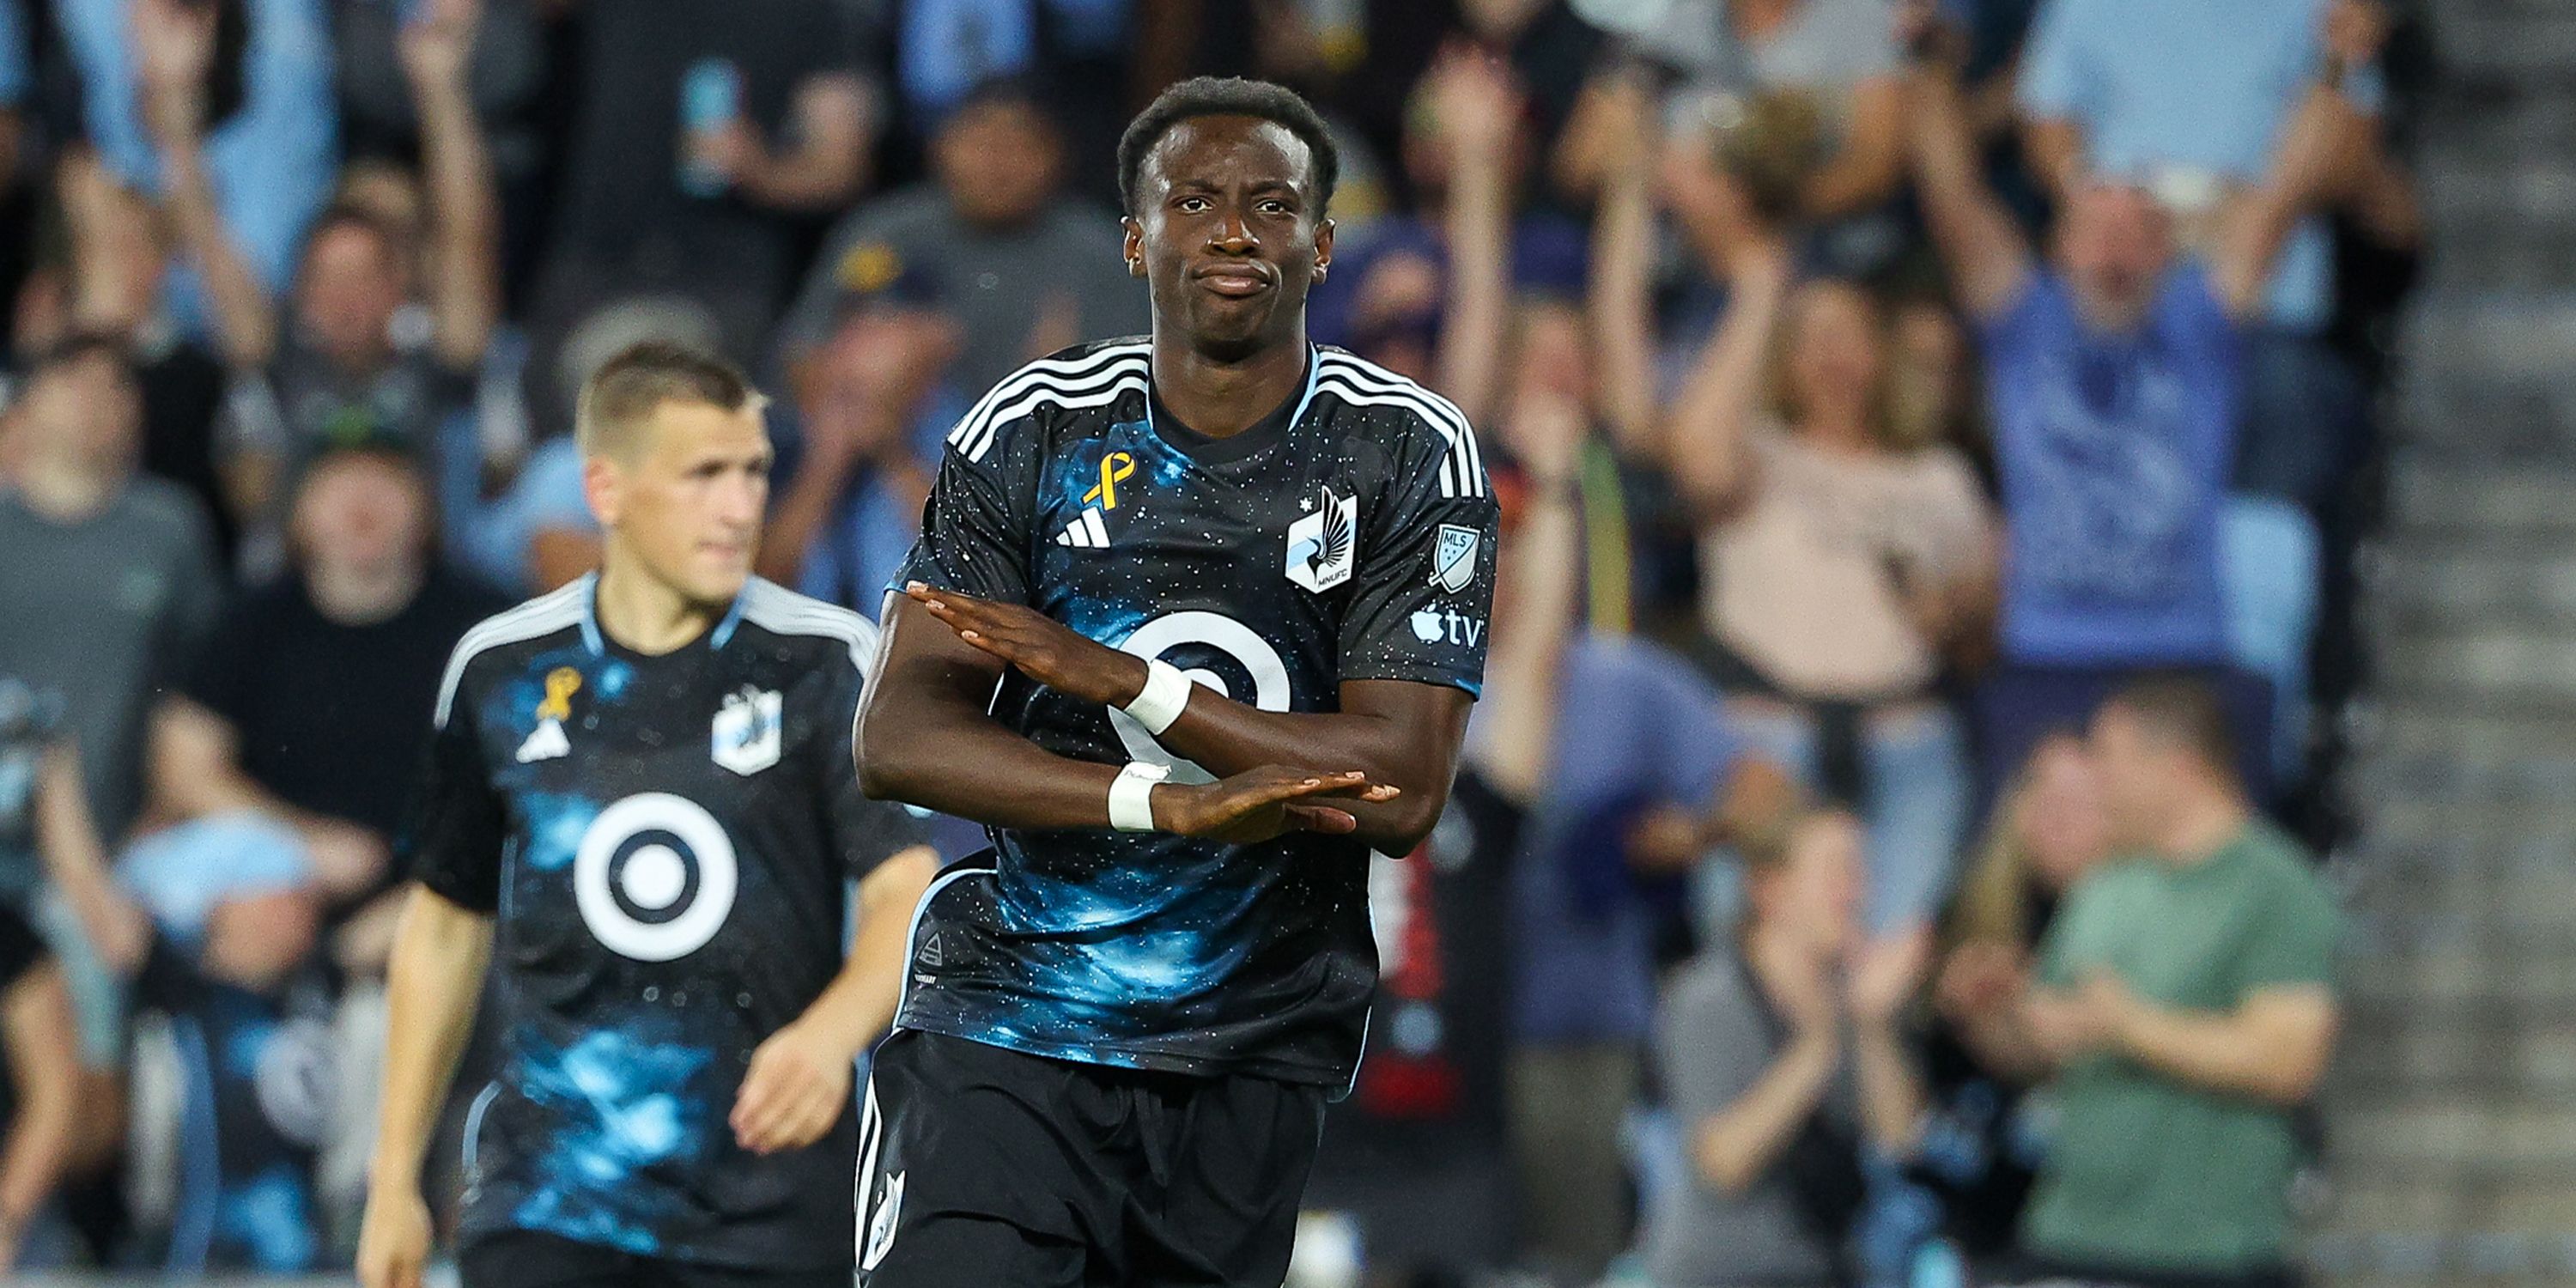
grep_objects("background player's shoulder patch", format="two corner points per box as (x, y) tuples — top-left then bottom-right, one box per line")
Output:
(1309, 349), (1487, 499)
(735, 579), (880, 671)
(434, 578), (590, 728)
(945, 340), (1152, 465)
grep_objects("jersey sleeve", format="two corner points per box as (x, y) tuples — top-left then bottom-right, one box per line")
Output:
(398, 661), (509, 914)
(1339, 416), (1499, 695)
(893, 411), (1042, 606)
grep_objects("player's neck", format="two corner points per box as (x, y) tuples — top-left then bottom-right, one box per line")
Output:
(1149, 331), (1309, 439)
(593, 558), (726, 656)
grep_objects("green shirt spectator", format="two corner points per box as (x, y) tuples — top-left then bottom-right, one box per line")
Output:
(2023, 820), (2339, 1273)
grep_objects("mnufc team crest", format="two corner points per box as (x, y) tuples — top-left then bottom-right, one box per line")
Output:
(1286, 484), (1358, 593)
(711, 685), (783, 775)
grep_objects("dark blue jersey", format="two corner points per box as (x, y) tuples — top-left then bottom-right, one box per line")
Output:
(402, 575), (925, 1269)
(892, 338), (1498, 1089)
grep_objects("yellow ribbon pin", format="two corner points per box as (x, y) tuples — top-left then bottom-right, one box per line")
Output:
(1084, 452), (1137, 511)
(536, 666), (583, 721)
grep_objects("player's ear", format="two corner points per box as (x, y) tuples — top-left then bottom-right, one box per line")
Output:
(581, 451), (622, 530)
(1121, 216), (1145, 278)
(1313, 217), (1334, 282)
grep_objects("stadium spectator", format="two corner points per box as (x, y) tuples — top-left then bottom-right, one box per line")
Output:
(1643, 808), (1930, 1288)
(1479, 384), (1789, 1285)
(1913, 732), (2111, 1265)
(757, 264), (963, 611)
(15, 150), (235, 560)
(1303, 49), (1587, 393)
(0, 892), (80, 1273)
(148, 0), (500, 578)
(778, 74), (1144, 398)
(1654, 151), (1996, 934)
(149, 440), (509, 959)
(2017, 0), (2379, 513)
(58, 0), (338, 336)
(33, 746), (335, 1274)
(534, 0), (874, 366)
(1902, 17), (2366, 805)
(1615, 0), (1909, 276)
(1941, 676), (2339, 1288)
(0, 332), (220, 907)
(333, 0), (549, 281)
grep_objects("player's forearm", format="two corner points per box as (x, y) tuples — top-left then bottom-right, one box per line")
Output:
(1145, 695), (1461, 854)
(788, 848), (938, 1054)
(368, 888), (493, 1189)
(858, 683), (1127, 830)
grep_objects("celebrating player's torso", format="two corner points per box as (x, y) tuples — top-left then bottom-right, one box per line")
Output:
(896, 337), (1494, 1088)
(410, 575), (919, 1266)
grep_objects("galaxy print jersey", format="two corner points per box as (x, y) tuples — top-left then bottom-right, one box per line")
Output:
(403, 575), (927, 1269)
(891, 337), (1498, 1089)
(132, 933), (337, 1273)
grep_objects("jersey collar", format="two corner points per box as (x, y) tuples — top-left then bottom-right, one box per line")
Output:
(575, 571), (751, 659)
(1142, 343), (1321, 465)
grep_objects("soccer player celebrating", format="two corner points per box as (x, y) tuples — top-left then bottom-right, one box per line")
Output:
(356, 343), (940, 1288)
(855, 77), (1498, 1286)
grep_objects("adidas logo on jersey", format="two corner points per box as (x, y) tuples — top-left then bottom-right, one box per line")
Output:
(1054, 507), (1112, 549)
(514, 718), (569, 763)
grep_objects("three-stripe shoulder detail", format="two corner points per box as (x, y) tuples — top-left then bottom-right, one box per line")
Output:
(1311, 352), (1487, 498)
(946, 343), (1152, 465)
(433, 580), (589, 729)
(737, 580), (882, 671)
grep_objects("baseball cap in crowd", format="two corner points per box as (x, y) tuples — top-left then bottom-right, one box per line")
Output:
(118, 811), (316, 948)
(830, 243), (950, 323)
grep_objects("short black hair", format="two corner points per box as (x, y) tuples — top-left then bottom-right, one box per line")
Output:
(1117, 77), (1339, 218)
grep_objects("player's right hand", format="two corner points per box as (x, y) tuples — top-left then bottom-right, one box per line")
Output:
(356, 1185), (434, 1288)
(1158, 767), (1400, 844)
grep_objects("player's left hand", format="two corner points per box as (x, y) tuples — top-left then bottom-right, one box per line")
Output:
(906, 582), (1145, 708)
(732, 1021), (855, 1155)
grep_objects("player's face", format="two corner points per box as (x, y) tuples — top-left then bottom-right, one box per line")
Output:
(1123, 117), (1334, 360)
(595, 400), (775, 607)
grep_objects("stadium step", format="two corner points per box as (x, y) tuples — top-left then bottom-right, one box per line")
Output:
(2318, 6), (2576, 1283)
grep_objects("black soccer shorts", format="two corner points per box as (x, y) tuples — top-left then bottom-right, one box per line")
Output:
(459, 1229), (851, 1288)
(856, 1029), (1327, 1288)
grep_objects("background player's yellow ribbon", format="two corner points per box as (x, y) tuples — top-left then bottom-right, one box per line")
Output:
(537, 666), (583, 720)
(1084, 452), (1136, 510)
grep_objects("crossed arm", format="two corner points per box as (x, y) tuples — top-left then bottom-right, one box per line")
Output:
(857, 587), (1469, 855)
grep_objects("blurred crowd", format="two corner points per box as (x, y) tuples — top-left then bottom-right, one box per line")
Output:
(0, 0), (2421, 1283)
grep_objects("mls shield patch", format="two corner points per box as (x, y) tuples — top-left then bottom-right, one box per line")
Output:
(711, 686), (783, 776)
(1286, 485), (1359, 593)
(1431, 524), (1481, 593)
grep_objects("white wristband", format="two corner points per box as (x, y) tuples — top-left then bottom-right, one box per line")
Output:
(1120, 658), (1194, 736)
(1108, 761), (1171, 832)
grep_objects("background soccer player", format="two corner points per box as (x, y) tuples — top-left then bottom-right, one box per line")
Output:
(356, 343), (939, 1288)
(854, 77), (1498, 1286)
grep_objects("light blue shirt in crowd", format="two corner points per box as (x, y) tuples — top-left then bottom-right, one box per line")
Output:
(2017, 0), (2381, 332)
(58, 0), (337, 329)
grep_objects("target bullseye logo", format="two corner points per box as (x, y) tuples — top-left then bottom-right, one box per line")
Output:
(574, 793), (738, 961)
(1106, 612), (1291, 783)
